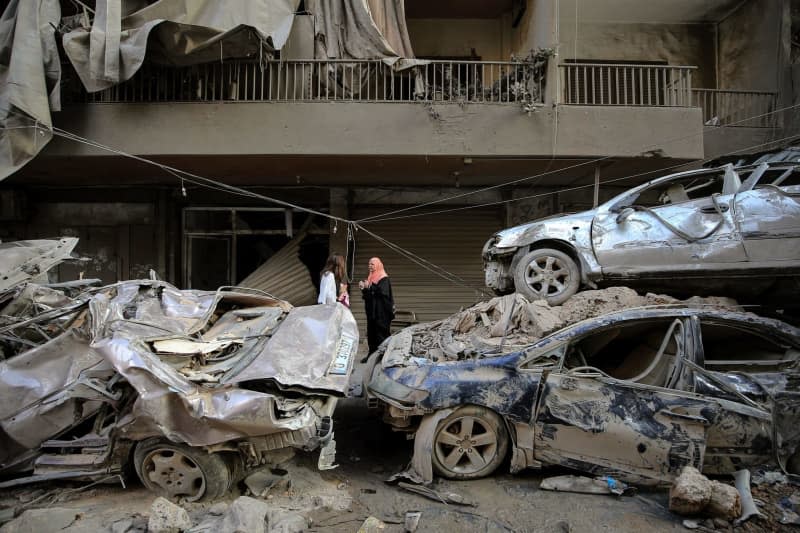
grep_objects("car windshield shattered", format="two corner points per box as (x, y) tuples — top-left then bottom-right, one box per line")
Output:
(0, 238), (358, 501)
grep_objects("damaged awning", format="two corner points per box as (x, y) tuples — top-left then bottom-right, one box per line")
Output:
(62, 0), (301, 93)
(0, 0), (299, 180)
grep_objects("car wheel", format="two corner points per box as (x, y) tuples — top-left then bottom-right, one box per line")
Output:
(133, 438), (232, 502)
(431, 406), (508, 480)
(514, 248), (580, 305)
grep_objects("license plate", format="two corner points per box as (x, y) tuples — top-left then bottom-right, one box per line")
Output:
(329, 334), (355, 375)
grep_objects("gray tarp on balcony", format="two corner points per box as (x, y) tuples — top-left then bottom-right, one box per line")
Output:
(306, 0), (424, 98)
(0, 0), (299, 181)
(63, 0), (301, 93)
(0, 0), (61, 181)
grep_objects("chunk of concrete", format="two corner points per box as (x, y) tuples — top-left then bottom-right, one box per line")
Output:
(357, 517), (386, 533)
(219, 496), (271, 533)
(266, 509), (308, 533)
(669, 466), (712, 515)
(148, 497), (191, 533)
(706, 481), (741, 521)
(0, 508), (80, 533)
(110, 518), (134, 533)
(522, 300), (564, 338)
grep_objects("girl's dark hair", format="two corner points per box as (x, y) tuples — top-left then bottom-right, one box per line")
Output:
(321, 253), (347, 288)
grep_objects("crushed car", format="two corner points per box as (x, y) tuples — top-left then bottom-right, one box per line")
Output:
(483, 162), (800, 304)
(365, 289), (800, 485)
(0, 238), (358, 501)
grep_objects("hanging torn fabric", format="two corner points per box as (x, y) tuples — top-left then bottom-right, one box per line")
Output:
(62, 0), (301, 93)
(305, 0), (427, 100)
(0, 0), (61, 181)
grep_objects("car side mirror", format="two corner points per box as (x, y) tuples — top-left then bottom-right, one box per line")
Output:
(615, 207), (635, 224)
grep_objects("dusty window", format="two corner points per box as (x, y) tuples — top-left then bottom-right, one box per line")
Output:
(700, 322), (799, 372)
(563, 319), (684, 387)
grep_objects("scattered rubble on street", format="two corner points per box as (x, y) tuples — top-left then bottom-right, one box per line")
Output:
(1, 240), (799, 532)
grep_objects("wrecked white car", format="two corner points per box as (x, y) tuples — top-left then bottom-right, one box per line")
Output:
(366, 297), (800, 485)
(483, 162), (800, 304)
(0, 240), (358, 501)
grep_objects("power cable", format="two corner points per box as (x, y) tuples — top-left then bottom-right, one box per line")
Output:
(351, 132), (800, 223)
(356, 101), (800, 223)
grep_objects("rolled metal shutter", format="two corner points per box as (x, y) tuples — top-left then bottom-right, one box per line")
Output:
(348, 207), (503, 344)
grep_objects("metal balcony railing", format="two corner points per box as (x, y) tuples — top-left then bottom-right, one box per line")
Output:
(558, 63), (696, 106)
(691, 89), (778, 128)
(62, 59), (546, 105)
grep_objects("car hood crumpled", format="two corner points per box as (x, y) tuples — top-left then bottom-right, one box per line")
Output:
(492, 211), (596, 249)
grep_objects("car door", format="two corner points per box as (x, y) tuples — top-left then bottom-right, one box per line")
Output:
(532, 319), (718, 483)
(592, 166), (748, 275)
(687, 315), (798, 474)
(733, 164), (800, 262)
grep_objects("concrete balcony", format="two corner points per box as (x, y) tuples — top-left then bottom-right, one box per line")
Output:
(25, 59), (704, 185)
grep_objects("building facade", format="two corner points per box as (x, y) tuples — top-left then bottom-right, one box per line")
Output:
(0, 0), (794, 340)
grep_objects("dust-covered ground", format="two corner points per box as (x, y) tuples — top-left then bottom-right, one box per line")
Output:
(0, 392), (797, 532)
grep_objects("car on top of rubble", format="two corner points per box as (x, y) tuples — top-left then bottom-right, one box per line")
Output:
(365, 300), (800, 485)
(0, 238), (358, 501)
(483, 161), (800, 304)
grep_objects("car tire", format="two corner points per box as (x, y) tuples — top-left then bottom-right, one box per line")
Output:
(133, 438), (232, 502)
(431, 405), (508, 480)
(513, 248), (580, 305)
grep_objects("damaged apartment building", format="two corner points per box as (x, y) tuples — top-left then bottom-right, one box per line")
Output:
(0, 0), (796, 337)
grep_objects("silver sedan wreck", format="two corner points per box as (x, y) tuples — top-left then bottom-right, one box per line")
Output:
(366, 294), (800, 485)
(483, 162), (800, 304)
(0, 239), (358, 501)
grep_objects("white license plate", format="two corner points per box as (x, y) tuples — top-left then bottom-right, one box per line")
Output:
(329, 334), (355, 375)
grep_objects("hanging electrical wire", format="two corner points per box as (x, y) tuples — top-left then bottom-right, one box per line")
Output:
(356, 101), (800, 223)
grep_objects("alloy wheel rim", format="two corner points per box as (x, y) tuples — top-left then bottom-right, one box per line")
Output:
(434, 415), (498, 475)
(524, 255), (570, 297)
(143, 449), (206, 501)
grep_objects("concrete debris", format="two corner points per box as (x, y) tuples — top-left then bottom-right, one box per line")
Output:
(670, 467), (742, 521)
(706, 480), (742, 521)
(402, 287), (740, 362)
(357, 516), (387, 533)
(147, 497), (191, 533)
(266, 509), (309, 533)
(218, 496), (271, 533)
(404, 511), (421, 532)
(0, 508), (80, 533)
(109, 518), (134, 533)
(670, 467), (712, 516)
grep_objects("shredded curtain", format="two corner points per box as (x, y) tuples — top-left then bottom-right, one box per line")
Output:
(0, 0), (61, 181)
(306, 0), (424, 99)
(63, 0), (301, 93)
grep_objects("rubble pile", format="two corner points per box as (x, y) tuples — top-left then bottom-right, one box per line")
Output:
(406, 287), (741, 361)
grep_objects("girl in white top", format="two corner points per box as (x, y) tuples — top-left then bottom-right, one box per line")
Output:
(318, 253), (348, 305)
